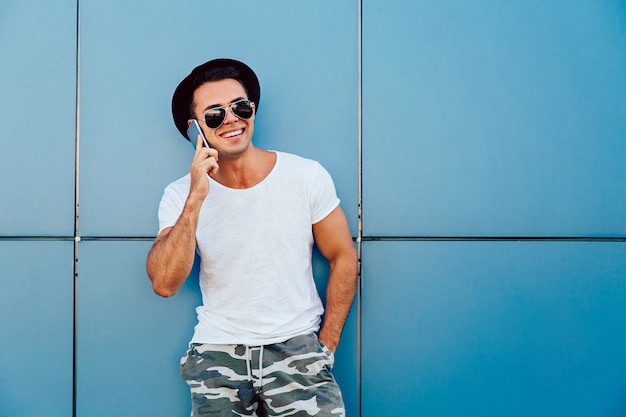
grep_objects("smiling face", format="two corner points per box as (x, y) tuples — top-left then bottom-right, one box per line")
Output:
(190, 78), (256, 159)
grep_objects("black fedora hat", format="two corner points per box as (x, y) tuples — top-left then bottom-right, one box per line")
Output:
(171, 58), (260, 140)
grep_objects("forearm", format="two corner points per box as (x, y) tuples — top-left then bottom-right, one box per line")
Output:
(319, 255), (358, 352)
(146, 197), (202, 297)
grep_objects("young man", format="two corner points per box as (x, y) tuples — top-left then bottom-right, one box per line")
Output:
(146, 58), (357, 417)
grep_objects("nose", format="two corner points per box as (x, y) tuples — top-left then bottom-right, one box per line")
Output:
(224, 106), (239, 124)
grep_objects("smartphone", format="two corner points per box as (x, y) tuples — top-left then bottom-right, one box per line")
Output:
(187, 119), (211, 149)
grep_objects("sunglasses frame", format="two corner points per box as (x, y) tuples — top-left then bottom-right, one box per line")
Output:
(201, 99), (255, 129)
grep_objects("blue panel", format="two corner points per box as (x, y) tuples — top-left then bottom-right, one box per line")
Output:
(362, 0), (626, 237)
(76, 241), (359, 417)
(0, 241), (74, 417)
(79, 0), (358, 237)
(0, 0), (77, 236)
(75, 240), (201, 417)
(361, 240), (626, 417)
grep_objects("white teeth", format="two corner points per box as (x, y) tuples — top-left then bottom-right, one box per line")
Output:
(223, 129), (243, 138)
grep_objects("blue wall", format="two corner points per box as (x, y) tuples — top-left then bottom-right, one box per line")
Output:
(2, 1), (626, 416)
(360, 1), (626, 416)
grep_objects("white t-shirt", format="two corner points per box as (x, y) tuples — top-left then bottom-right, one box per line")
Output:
(157, 152), (340, 345)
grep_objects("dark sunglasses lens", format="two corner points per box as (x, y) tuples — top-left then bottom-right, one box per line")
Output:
(232, 100), (253, 119)
(204, 108), (226, 128)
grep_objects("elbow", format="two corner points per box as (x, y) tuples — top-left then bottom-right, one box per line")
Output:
(337, 250), (359, 279)
(147, 267), (179, 298)
(152, 281), (178, 298)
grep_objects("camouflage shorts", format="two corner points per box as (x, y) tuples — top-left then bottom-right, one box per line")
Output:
(180, 333), (345, 417)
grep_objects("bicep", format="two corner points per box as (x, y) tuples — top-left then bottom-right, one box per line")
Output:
(312, 206), (355, 263)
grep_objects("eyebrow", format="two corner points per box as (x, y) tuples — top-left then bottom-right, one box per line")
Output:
(204, 96), (246, 111)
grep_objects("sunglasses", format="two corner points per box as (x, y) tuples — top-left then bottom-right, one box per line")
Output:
(201, 99), (255, 129)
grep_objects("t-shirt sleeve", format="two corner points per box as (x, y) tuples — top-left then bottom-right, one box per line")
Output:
(310, 162), (341, 224)
(157, 182), (188, 235)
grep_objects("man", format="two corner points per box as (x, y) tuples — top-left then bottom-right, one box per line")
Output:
(146, 58), (357, 417)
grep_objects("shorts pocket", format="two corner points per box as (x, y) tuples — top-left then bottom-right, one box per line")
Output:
(180, 344), (198, 381)
(318, 340), (336, 369)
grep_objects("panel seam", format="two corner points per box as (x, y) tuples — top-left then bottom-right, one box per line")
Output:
(72, 0), (81, 416)
(356, 0), (363, 416)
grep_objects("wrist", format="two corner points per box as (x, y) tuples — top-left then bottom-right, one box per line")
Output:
(319, 329), (339, 353)
(185, 191), (206, 208)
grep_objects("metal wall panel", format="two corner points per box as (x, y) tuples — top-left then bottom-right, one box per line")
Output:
(0, 241), (74, 417)
(361, 240), (626, 417)
(78, 0), (358, 238)
(0, 0), (77, 236)
(75, 241), (359, 417)
(362, 0), (626, 237)
(75, 240), (199, 417)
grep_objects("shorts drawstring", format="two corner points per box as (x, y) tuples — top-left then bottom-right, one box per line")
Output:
(245, 345), (264, 390)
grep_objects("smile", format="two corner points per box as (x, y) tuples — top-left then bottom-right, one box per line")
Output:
(222, 129), (243, 138)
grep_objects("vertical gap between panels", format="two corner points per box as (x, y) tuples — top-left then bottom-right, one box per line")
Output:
(72, 0), (81, 416)
(356, 0), (363, 416)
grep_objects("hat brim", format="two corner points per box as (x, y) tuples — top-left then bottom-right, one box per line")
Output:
(171, 58), (260, 140)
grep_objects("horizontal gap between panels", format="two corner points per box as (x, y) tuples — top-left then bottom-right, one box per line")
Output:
(362, 236), (626, 242)
(77, 236), (156, 241)
(3, 236), (625, 243)
(0, 236), (76, 241)
(0, 236), (154, 242)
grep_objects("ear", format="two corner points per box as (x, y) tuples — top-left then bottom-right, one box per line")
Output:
(187, 119), (193, 127)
